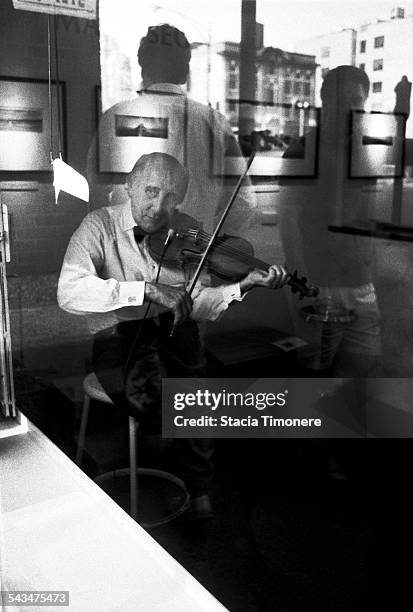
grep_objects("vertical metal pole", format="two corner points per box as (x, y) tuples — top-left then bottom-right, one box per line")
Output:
(129, 416), (138, 520)
(0, 199), (16, 418)
(47, 15), (54, 163)
(238, 0), (257, 139)
(76, 395), (90, 466)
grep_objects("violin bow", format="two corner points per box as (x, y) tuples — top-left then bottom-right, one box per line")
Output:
(186, 151), (256, 296)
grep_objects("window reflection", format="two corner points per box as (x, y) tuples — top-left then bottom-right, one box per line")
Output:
(3, 2), (412, 607)
(94, 0), (413, 386)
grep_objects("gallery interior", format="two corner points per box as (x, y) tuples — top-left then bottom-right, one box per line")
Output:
(1, 0), (411, 609)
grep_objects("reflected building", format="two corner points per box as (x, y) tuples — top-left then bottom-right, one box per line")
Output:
(298, 6), (413, 129)
(296, 28), (357, 106)
(255, 48), (316, 138)
(355, 7), (413, 114)
(188, 35), (316, 138)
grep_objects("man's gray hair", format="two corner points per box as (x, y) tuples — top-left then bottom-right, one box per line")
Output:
(128, 152), (189, 201)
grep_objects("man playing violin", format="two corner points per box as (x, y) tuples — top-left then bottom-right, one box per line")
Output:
(58, 151), (287, 517)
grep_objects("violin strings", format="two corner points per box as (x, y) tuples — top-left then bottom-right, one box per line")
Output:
(200, 233), (266, 267)
(179, 227), (312, 293)
(194, 228), (269, 269)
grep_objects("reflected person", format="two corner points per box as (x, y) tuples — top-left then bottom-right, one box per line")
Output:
(88, 23), (257, 235)
(280, 66), (382, 376)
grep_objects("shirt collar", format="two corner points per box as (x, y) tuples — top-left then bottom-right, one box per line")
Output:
(140, 83), (185, 96)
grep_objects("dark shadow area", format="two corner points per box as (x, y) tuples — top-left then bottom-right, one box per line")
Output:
(15, 353), (369, 612)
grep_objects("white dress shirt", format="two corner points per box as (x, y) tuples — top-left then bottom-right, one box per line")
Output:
(58, 201), (244, 334)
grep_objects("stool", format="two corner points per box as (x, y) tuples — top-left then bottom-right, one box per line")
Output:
(76, 372), (190, 527)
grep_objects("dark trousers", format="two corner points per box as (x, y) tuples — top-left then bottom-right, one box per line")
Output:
(92, 314), (213, 495)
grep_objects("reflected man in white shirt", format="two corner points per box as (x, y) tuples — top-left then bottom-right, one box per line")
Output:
(88, 23), (257, 236)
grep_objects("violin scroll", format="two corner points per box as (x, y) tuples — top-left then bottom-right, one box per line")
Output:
(286, 270), (319, 300)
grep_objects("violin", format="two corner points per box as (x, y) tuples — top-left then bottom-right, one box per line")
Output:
(147, 211), (319, 300)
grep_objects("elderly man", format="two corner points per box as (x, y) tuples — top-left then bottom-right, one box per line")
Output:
(59, 152), (287, 515)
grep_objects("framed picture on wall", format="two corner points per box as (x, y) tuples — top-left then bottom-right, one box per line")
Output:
(214, 100), (319, 178)
(349, 110), (406, 179)
(0, 76), (66, 171)
(97, 92), (188, 173)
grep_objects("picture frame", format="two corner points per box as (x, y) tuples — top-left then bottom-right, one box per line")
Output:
(215, 100), (319, 178)
(97, 91), (188, 173)
(0, 76), (66, 172)
(349, 110), (406, 179)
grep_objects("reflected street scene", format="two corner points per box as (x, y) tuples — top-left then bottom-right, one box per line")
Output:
(2, 1), (413, 609)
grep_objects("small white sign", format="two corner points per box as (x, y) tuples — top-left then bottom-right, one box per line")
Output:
(12, 0), (97, 20)
(271, 336), (308, 353)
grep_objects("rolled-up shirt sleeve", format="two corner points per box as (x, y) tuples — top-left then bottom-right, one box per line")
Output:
(57, 216), (144, 315)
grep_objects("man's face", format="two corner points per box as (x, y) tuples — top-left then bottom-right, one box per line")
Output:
(127, 160), (185, 233)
